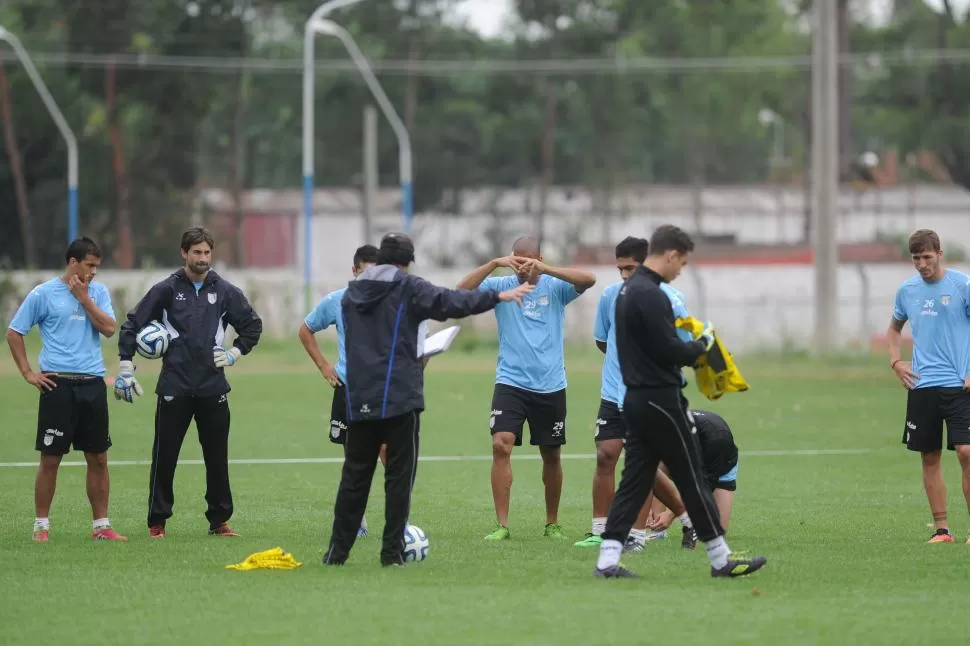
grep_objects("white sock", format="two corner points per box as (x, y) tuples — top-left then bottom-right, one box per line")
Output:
(596, 539), (623, 570)
(679, 512), (693, 529)
(591, 517), (606, 536)
(93, 518), (111, 531)
(34, 517), (50, 531)
(705, 536), (731, 570)
(628, 528), (647, 544)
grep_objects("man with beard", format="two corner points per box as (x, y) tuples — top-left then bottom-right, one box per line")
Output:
(116, 227), (263, 539)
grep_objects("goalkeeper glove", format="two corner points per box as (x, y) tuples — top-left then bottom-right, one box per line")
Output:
(214, 346), (242, 368)
(698, 321), (716, 352)
(113, 360), (144, 403)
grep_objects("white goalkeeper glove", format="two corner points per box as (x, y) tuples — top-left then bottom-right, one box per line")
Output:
(214, 346), (242, 368)
(113, 360), (144, 403)
(698, 321), (716, 352)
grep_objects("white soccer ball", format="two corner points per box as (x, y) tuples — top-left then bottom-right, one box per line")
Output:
(403, 524), (429, 562)
(136, 321), (170, 360)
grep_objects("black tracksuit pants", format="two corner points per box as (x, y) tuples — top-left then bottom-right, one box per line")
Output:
(324, 411), (420, 565)
(603, 387), (724, 544)
(147, 394), (233, 530)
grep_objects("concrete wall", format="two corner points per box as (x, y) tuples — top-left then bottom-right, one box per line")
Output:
(4, 261), (953, 353)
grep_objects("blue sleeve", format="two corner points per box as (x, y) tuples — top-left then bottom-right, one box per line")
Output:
(95, 284), (115, 321)
(892, 286), (907, 322)
(479, 276), (503, 292)
(305, 291), (339, 333)
(594, 291), (611, 342)
(8, 287), (44, 335)
(554, 277), (580, 306)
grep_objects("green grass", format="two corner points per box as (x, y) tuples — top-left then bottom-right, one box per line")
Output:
(1, 339), (969, 645)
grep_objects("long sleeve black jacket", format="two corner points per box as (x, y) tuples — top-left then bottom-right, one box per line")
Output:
(118, 268), (262, 397)
(341, 265), (501, 421)
(615, 265), (706, 391)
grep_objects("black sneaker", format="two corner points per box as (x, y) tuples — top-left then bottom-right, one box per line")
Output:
(681, 526), (697, 550)
(711, 555), (767, 578)
(593, 564), (639, 578)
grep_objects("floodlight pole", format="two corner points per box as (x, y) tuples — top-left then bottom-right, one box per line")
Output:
(0, 26), (79, 243)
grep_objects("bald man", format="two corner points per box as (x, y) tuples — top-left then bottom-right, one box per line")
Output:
(458, 237), (596, 541)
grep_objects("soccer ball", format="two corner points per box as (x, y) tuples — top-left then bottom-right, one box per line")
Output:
(403, 524), (429, 562)
(136, 321), (170, 360)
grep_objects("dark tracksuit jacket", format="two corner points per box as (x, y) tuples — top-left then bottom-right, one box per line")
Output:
(324, 264), (502, 565)
(118, 268), (262, 529)
(603, 264), (726, 544)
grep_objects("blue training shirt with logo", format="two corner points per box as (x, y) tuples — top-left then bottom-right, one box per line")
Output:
(8, 277), (115, 376)
(305, 287), (348, 383)
(892, 269), (970, 389)
(479, 274), (580, 393)
(598, 280), (692, 409)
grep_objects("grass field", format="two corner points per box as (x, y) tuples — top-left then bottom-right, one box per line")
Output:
(1, 337), (969, 645)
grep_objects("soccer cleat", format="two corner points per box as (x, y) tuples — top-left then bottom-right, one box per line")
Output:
(484, 525), (511, 541)
(645, 530), (667, 542)
(927, 528), (954, 543)
(148, 525), (166, 539)
(711, 555), (767, 578)
(92, 527), (128, 542)
(574, 533), (603, 548)
(208, 523), (239, 537)
(357, 524), (369, 539)
(543, 523), (567, 540)
(623, 536), (645, 553)
(593, 564), (639, 578)
(33, 529), (49, 543)
(681, 526), (697, 550)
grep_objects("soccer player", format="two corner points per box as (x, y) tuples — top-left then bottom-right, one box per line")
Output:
(6, 237), (127, 542)
(594, 224), (765, 578)
(299, 244), (385, 538)
(644, 410), (739, 536)
(323, 233), (532, 567)
(575, 236), (698, 552)
(457, 236), (596, 541)
(115, 227), (263, 539)
(887, 228), (970, 544)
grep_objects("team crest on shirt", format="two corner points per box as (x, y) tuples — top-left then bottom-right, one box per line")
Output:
(208, 292), (217, 304)
(941, 295), (951, 306)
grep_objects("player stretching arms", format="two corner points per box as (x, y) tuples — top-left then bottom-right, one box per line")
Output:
(6, 237), (126, 542)
(887, 229), (970, 544)
(458, 236), (596, 541)
(299, 244), (384, 538)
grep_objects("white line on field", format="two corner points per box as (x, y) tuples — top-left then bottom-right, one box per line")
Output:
(0, 448), (872, 469)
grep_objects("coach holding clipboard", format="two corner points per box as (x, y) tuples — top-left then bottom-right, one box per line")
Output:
(322, 232), (533, 567)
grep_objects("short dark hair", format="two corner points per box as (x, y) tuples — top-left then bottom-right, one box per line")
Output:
(908, 229), (941, 254)
(648, 225), (694, 256)
(180, 226), (215, 252)
(615, 236), (649, 263)
(377, 232), (415, 266)
(353, 244), (379, 268)
(65, 237), (101, 264)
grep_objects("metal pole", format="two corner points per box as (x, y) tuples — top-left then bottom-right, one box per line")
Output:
(362, 104), (377, 243)
(812, 0), (839, 353)
(312, 18), (413, 236)
(0, 26), (78, 243)
(302, 0), (369, 312)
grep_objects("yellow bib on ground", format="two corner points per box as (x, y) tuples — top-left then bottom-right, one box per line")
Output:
(675, 316), (750, 401)
(225, 547), (303, 571)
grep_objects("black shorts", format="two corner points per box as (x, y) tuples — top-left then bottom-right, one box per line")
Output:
(594, 399), (626, 443)
(903, 386), (970, 452)
(329, 385), (349, 445)
(35, 375), (111, 456)
(489, 384), (566, 447)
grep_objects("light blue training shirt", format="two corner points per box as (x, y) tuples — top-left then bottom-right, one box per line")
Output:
(304, 287), (348, 383)
(8, 277), (115, 376)
(892, 269), (970, 389)
(479, 274), (580, 393)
